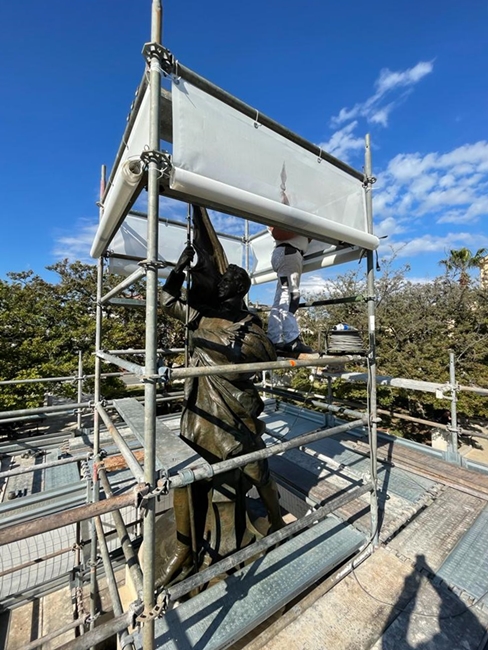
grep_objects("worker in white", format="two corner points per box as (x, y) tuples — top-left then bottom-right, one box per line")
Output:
(267, 227), (314, 354)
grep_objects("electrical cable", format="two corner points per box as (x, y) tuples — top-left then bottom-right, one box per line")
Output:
(349, 480), (488, 623)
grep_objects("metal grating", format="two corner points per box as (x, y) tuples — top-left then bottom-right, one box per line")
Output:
(438, 504), (488, 605)
(44, 450), (80, 490)
(0, 526), (76, 599)
(388, 488), (485, 572)
(262, 408), (437, 504)
(134, 514), (365, 650)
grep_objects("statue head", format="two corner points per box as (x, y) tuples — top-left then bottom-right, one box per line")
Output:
(217, 264), (251, 301)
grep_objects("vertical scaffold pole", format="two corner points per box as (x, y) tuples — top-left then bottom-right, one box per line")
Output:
(244, 221), (250, 271)
(89, 164), (106, 646)
(449, 349), (460, 464)
(142, 2), (163, 648)
(364, 134), (379, 546)
(77, 350), (83, 432)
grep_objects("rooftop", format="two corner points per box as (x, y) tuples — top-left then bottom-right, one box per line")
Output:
(1, 399), (488, 649)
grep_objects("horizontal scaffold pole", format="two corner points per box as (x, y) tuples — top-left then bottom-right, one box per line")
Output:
(0, 392), (184, 425)
(299, 294), (366, 308)
(165, 481), (372, 602)
(325, 371), (488, 397)
(167, 417), (368, 489)
(0, 484), (148, 547)
(0, 453), (91, 480)
(326, 371), (449, 395)
(20, 615), (91, 650)
(106, 348), (184, 355)
(56, 606), (142, 650)
(95, 351), (145, 376)
(0, 402), (91, 420)
(260, 384), (366, 421)
(0, 371), (125, 386)
(168, 355), (363, 381)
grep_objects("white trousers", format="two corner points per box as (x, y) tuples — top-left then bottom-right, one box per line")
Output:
(267, 246), (302, 345)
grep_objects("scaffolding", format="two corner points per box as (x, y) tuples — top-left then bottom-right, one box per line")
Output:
(0, 2), (382, 648)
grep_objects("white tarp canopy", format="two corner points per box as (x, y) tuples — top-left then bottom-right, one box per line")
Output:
(250, 231), (362, 285)
(170, 79), (378, 251)
(90, 88), (150, 259)
(107, 213), (243, 278)
(108, 213), (361, 285)
(91, 73), (379, 262)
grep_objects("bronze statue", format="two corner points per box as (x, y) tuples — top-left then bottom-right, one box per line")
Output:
(157, 206), (284, 587)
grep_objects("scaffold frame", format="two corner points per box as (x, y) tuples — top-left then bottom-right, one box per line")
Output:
(0, 2), (381, 649)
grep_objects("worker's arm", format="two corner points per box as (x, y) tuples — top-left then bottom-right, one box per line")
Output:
(160, 245), (198, 322)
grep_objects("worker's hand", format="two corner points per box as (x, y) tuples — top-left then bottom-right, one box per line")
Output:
(174, 244), (195, 273)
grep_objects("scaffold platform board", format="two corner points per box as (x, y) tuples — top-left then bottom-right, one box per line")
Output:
(113, 398), (211, 475)
(133, 514), (365, 650)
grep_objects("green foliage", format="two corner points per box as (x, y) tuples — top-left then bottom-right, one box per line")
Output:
(300, 251), (488, 424)
(0, 260), (184, 410)
(439, 247), (487, 286)
(2, 248), (488, 435)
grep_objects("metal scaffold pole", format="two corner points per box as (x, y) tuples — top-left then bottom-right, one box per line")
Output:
(77, 350), (83, 432)
(89, 163), (106, 644)
(142, 1), (163, 647)
(365, 134), (379, 546)
(449, 349), (460, 464)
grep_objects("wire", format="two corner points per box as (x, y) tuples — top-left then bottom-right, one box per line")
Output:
(349, 502), (488, 622)
(351, 553), (488, 621)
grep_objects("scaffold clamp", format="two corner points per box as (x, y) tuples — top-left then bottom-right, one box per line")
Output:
(142, 41), (166, 64)
(136, 592), (168, 623)
(362, 175), (377, 188)
(139, 480), (169, 508)
(137, 257), (167, 272)
(121, 634), (135, 648)
(156, 471), (170, 495)
(85, 612), (100, 625)
(140, 148), (171, 169)
(157, 363), (171, 384)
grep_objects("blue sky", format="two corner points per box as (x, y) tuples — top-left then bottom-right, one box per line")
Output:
(1, 1), (487, 304)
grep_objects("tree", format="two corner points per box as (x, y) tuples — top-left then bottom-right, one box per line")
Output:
(299, 253), (488, 425)
(439, 247), (487, 287)
(0, 260), (185, 411)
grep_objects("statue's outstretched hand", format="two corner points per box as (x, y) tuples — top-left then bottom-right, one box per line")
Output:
(174, 244), (195, 274)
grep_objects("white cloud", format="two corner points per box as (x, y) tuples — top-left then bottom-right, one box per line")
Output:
(319, 121), (364, 162)
(53, 220), (98, 264)
(369, 103), (395, 127)
(375, 141), (488, 231)
(437, 195), (488, 224)
(375, 61), (434, 94)
(209, 210), (246, 237)
(375, 216), (407, 239)
(403, 275), (434, 285)
(330, 60), (434, 128)
(387, 232), (488, 258)
(301, 274), (334, 294)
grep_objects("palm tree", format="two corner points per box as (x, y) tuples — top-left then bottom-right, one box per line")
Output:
(439, 247), (488, 286)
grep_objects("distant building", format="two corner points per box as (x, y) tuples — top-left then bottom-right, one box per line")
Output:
(481, 256), (488, 289)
